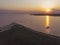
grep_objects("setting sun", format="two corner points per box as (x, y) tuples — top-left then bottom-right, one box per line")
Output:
(41, 0), (56, 12)
(46, 9), (52, 13)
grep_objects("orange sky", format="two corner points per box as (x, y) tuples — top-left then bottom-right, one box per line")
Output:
(0, 0), (60, 11)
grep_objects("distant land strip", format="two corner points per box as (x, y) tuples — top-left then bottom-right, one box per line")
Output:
(31, 14), (60, 16)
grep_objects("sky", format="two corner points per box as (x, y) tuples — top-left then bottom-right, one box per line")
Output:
(0, 0), (60, 11)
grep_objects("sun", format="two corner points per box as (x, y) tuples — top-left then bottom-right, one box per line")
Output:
(45, 9), (52, 13)
(41, 0), (56, 12)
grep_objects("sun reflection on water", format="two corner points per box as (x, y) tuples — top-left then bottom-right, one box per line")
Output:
(46, 16), (49, 27)
(45, 15), (50, 34)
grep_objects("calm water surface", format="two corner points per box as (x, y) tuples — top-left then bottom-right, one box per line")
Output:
(0, 14), (60, 36)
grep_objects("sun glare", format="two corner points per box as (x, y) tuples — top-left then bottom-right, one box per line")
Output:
(46, 9), (51, 13)
(41, 0), (56, 12)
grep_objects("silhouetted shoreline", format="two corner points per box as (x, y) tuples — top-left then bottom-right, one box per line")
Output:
(31, 14), (60, 16)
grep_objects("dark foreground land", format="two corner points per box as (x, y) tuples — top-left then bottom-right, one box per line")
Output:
(0, 23), (60, 45)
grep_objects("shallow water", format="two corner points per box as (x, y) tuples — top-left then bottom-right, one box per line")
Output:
(0, 14), (60, 36)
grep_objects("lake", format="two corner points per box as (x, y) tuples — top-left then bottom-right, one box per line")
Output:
(0, 14), (60, 36)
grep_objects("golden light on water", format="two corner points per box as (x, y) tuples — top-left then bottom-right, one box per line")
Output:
(46, 16), (49, 27)
(45, 16), (50, 34)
